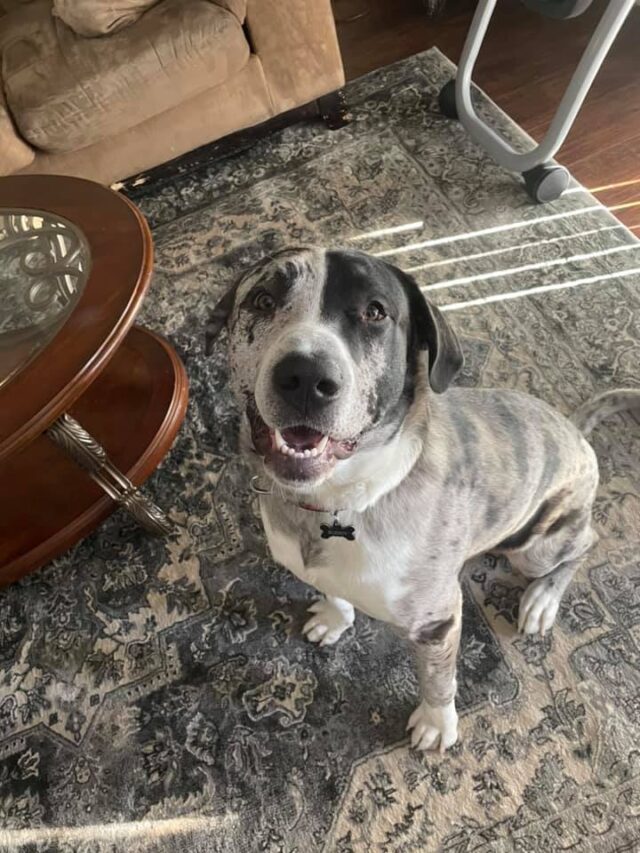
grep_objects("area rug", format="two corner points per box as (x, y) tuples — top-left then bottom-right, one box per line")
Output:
(2, 48), (640, 852)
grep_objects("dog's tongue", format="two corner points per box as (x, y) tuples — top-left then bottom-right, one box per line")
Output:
(281, 426), (325, 451)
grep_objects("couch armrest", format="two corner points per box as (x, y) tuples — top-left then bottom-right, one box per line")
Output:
(0, 84), (34, 175)
(245, 0), (345, 114)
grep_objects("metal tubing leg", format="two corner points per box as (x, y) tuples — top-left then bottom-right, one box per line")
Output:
(46, 413), (173, 536)
(454, 0), (635, 174)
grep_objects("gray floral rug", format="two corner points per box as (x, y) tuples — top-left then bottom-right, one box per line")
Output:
(2, 48), (640, 852)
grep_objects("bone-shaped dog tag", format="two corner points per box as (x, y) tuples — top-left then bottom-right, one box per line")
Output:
(320, 518), (356, 541)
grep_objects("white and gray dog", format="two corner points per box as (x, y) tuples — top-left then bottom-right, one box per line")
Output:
(206, 246), (639, 752)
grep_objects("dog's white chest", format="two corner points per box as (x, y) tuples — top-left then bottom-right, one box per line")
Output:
(261, 505), (403, 623)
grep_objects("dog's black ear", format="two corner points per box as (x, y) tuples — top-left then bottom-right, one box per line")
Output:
(204, 281), (240, 355)
(399, 269), (463, 393)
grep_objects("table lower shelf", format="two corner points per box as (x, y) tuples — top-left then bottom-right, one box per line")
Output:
(0, 325), (188, 586)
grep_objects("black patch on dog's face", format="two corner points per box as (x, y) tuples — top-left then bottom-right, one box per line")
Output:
(323, 250), (416, 426)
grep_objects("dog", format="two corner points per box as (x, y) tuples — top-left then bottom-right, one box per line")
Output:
(205, 246), (639, 752)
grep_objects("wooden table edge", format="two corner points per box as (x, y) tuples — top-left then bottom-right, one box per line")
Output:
(0, 179), (154, 462)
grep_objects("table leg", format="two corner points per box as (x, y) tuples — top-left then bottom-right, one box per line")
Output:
(46, 413), (172, 536)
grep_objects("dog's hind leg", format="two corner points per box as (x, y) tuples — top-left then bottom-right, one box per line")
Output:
(517, 558), (582, 635)
(511, 513), (597, 635)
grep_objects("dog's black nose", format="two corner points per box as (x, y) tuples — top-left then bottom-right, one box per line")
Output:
(273, 353), (342, 413)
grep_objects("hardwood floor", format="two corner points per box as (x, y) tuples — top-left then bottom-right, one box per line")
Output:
(334, 0), (640, 227)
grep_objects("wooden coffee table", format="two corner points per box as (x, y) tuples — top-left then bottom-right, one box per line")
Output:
(0, 175), (188, 586)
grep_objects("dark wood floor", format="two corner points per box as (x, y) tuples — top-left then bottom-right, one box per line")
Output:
(334, 0), (640, 227)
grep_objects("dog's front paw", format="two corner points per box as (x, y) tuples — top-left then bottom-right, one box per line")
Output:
(302, 597), (354, 646)
(518, 578), (560, 635)
(407, 699), (458, 753)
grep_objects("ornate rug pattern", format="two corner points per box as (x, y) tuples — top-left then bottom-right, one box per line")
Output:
(1, 48), (640, 852)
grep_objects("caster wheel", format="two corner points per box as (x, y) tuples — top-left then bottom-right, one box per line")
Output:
(522, 163), (569, 203)
(438, 79), (458, 120)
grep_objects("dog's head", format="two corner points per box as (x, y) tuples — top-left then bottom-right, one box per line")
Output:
(206, 247), (462, 491)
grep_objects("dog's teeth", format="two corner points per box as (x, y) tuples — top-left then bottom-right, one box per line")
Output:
(275, 432), (328, 459)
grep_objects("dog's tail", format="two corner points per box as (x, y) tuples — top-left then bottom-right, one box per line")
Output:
(572, 389), (640, 436)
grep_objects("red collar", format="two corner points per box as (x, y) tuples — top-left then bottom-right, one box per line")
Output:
(297, 502), (342, 514)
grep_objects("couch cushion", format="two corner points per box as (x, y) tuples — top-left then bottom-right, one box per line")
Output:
(2, 0), (250, 153)
(18, 55), (272, 184)
(212, 0), (246, 22)
(52, 0), (160, 37)
(0, 79), (35, 173)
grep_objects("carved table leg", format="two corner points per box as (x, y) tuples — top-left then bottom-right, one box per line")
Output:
(46, 413), (172, 536)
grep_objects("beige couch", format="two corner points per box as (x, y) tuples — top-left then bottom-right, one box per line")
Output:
(0, 0), (345, 184)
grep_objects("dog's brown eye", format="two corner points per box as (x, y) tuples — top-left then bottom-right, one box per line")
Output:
(252, 289), (276, 313)
(364, 301), (387, 322)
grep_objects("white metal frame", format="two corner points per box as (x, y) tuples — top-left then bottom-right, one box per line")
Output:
(454, 0), (636, 174)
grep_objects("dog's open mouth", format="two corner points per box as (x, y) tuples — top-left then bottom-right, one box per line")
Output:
(247, 404), (357, 485)
(275, 426), (329, 458)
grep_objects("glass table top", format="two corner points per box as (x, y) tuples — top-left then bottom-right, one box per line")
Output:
(0, 209), (91, 389)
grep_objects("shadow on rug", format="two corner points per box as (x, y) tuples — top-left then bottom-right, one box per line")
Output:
(1, 48), (640, 852)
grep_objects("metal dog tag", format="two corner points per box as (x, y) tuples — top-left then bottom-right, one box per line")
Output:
(320, 517), (356, 541)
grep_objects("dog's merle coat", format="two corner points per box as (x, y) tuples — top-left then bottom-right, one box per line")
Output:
(207, 246), (637, 752)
